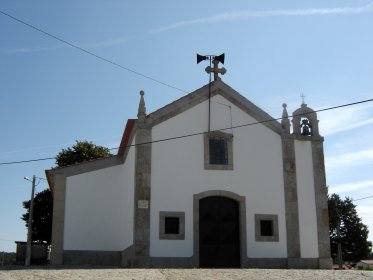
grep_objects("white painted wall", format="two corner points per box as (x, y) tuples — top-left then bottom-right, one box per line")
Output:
(295, 140), (319, 258)
(150, 94), (288, 258)
(63, 144), (135, 251)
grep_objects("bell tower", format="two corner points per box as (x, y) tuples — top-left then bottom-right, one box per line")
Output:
(291, 102), (320, 137)
(282, 98), (332, 268)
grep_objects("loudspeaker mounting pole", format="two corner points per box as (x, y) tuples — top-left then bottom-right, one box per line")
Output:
(196, 53), (226, 132)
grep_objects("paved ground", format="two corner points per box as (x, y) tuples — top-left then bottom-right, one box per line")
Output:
(0, 268), (372, 280)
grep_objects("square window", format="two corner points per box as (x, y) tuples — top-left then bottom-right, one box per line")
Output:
(165, 217), (180, 234)
(159, 212), (185, 240)
(204, 131), (233, 170)
(255, 214), (279, 242)
(260, 220), (273, 236)
(209, 138), (228, 165)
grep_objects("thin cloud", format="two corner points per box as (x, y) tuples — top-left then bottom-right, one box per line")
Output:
(323, 117), (373, 136)
(1, 45), (63, 54)
(356, 204), (373, 239)
(326, 149), (373, 169)
(320, 103), (373, 136)
(1, 36), (131, 55)
(150, 2), (373, 33)
(79, 37), (130, 48)
(356, 204), (373, 215)
(0, 135), (120, 159)
(329, 180), (373, 194)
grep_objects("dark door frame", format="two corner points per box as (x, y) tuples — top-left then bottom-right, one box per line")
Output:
(193, 190), (247, 267)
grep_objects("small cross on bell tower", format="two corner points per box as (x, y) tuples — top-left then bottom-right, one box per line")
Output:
(301, 93), (306, 105)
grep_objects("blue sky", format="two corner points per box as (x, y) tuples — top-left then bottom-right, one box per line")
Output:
(1, 1), (372, 252)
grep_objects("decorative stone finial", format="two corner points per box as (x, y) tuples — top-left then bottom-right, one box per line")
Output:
(205, 60), (227, 81)
(137, 90), (146, 120)
(281, 103), (290, 134)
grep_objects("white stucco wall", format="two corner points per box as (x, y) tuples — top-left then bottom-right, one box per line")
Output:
(150, 94), (287, 258)
(294, 140), (319, 258)
(63, 144), (135, 251)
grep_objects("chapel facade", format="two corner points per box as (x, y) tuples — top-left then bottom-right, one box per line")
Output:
(46, 73), (332, 268)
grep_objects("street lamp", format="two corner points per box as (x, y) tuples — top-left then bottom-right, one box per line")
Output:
(24, 175), (36, 267)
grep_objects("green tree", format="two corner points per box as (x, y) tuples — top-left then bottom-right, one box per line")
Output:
(55, 140), (112, 167)
(21, 189), (53, 244)
(328, 193), (372, 263)
(21, 140), (112, 244)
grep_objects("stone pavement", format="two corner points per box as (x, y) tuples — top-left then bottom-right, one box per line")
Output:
(0, 268), (372, 280)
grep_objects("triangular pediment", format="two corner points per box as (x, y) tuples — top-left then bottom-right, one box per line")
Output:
(148, 80), (282, 134)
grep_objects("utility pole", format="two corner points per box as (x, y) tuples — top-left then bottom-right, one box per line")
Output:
(24, 175), (36, 267)
(336, 222), (343, 269)
(335, 201), (343, 269)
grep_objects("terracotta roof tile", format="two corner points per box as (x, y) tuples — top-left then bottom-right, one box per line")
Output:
(117, 119), (136, 156)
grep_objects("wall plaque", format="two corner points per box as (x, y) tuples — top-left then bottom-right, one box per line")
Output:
(138, 200), (149, 209)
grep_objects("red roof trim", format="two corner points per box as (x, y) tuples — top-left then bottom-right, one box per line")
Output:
(46, 119), (136, 194)
(45, 169), (54, 195)
(117, 119), (136, 156)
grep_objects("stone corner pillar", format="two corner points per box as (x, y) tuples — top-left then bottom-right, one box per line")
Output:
(50, 174), (66, 265)
(311, 138), (332, 268)
(134, 90), (152, 260)
(281, 135), (301, 263)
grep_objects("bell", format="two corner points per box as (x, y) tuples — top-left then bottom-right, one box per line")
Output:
(302, 125), (310, 135)
(214, 53), (225, 64)
(197, 53), (208, 64)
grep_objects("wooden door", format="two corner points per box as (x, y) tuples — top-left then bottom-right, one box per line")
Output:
(199, 196), (240, 267)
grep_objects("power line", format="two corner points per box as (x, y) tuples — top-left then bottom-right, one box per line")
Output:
(123, 98), (373, 148)
(0, 238), (15, 243)
(0, 157), (54, 166)
(0, 9), (188, 93)
(353, 195), (373, 202)
(0, 98), (372, 166)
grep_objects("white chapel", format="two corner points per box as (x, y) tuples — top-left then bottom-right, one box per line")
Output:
(46, 61), (332, 268)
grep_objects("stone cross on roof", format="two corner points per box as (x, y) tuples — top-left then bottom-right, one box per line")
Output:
(205, 59), (227, 81)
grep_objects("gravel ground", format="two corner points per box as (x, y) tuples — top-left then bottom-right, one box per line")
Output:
(0, 268), (372, 280)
